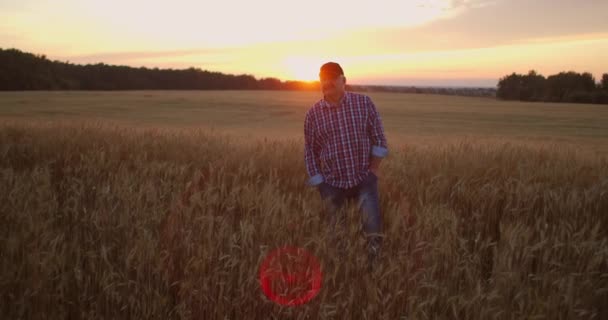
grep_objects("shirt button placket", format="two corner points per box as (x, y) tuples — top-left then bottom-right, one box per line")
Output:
(337, 104), (347, 187)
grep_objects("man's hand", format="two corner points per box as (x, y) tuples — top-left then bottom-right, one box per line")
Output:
(369, 156), (382, 177)
(369, 166), (379, 177)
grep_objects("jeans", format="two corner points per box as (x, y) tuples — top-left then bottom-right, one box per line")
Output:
(317, 171), (383, 264)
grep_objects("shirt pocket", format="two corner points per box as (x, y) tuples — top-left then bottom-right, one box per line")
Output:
(346, 106), (368, 139)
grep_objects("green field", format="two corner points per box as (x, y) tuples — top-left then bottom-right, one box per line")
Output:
(1, 90), (608, 155)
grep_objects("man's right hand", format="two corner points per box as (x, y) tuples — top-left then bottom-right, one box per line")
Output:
(317, 182), (331, 198)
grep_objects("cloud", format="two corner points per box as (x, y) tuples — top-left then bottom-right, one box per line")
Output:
(336, 0), (608, 53)
(60, 48), (239, 64)
(447, 0), (498, 10)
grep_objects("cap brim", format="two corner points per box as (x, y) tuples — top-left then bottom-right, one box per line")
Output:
(319, 72), (342, 79)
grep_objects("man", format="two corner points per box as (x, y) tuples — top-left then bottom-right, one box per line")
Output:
(304, 62), (389, 270)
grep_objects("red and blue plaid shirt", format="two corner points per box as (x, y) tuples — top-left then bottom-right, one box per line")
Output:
(304, 91), (388, 189)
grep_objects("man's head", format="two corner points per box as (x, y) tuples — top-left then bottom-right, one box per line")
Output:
(319, 62), (346, 100)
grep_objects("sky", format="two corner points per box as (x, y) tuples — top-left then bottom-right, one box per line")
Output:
(1, 0), (607, 87)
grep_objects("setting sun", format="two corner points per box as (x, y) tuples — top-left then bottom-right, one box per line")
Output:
(282, 56), (326, 81)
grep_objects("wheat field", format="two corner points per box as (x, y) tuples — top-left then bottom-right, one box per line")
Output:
(1, 91), (608, 319)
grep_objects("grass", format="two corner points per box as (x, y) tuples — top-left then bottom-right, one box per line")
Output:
(1, 115), (607, 319)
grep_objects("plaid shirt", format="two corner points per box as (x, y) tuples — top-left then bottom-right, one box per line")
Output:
(304, 91), (388, 189)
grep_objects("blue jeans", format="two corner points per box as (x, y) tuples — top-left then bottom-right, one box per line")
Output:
(317, 171), (383, 263)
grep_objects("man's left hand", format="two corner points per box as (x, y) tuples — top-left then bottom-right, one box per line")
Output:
(369, 165), (379, 178)
(369, 156), (382, 177)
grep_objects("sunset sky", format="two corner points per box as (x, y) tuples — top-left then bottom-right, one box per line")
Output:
(2, 0), (607, 87)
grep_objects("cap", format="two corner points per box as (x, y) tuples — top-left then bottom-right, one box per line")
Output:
(319, 62), (344, 79)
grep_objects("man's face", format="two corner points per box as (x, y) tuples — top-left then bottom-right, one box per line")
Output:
(320, 74), (345, 97)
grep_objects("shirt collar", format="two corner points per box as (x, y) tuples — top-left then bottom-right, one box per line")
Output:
(322, 91), (349, 108)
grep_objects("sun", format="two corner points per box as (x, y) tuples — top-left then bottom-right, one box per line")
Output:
(282, 56), (323, 82)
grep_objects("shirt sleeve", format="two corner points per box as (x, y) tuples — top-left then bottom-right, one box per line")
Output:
(366, 96), (389, 158)
(304, 110), (324, 186)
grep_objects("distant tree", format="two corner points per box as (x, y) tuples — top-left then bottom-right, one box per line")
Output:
(258, 77), (282, 90)
(545, 71), (596, 102)
(497, 70), (607, 105)
(497, 72), (523, 100)
(520, 70), (546, 101)
(602, 73), (608, 91)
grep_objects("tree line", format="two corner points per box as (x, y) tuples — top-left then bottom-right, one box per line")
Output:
(0, 48), (497, 98)
(497, 70), (608, 104)
(0, 48), (319, 91)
